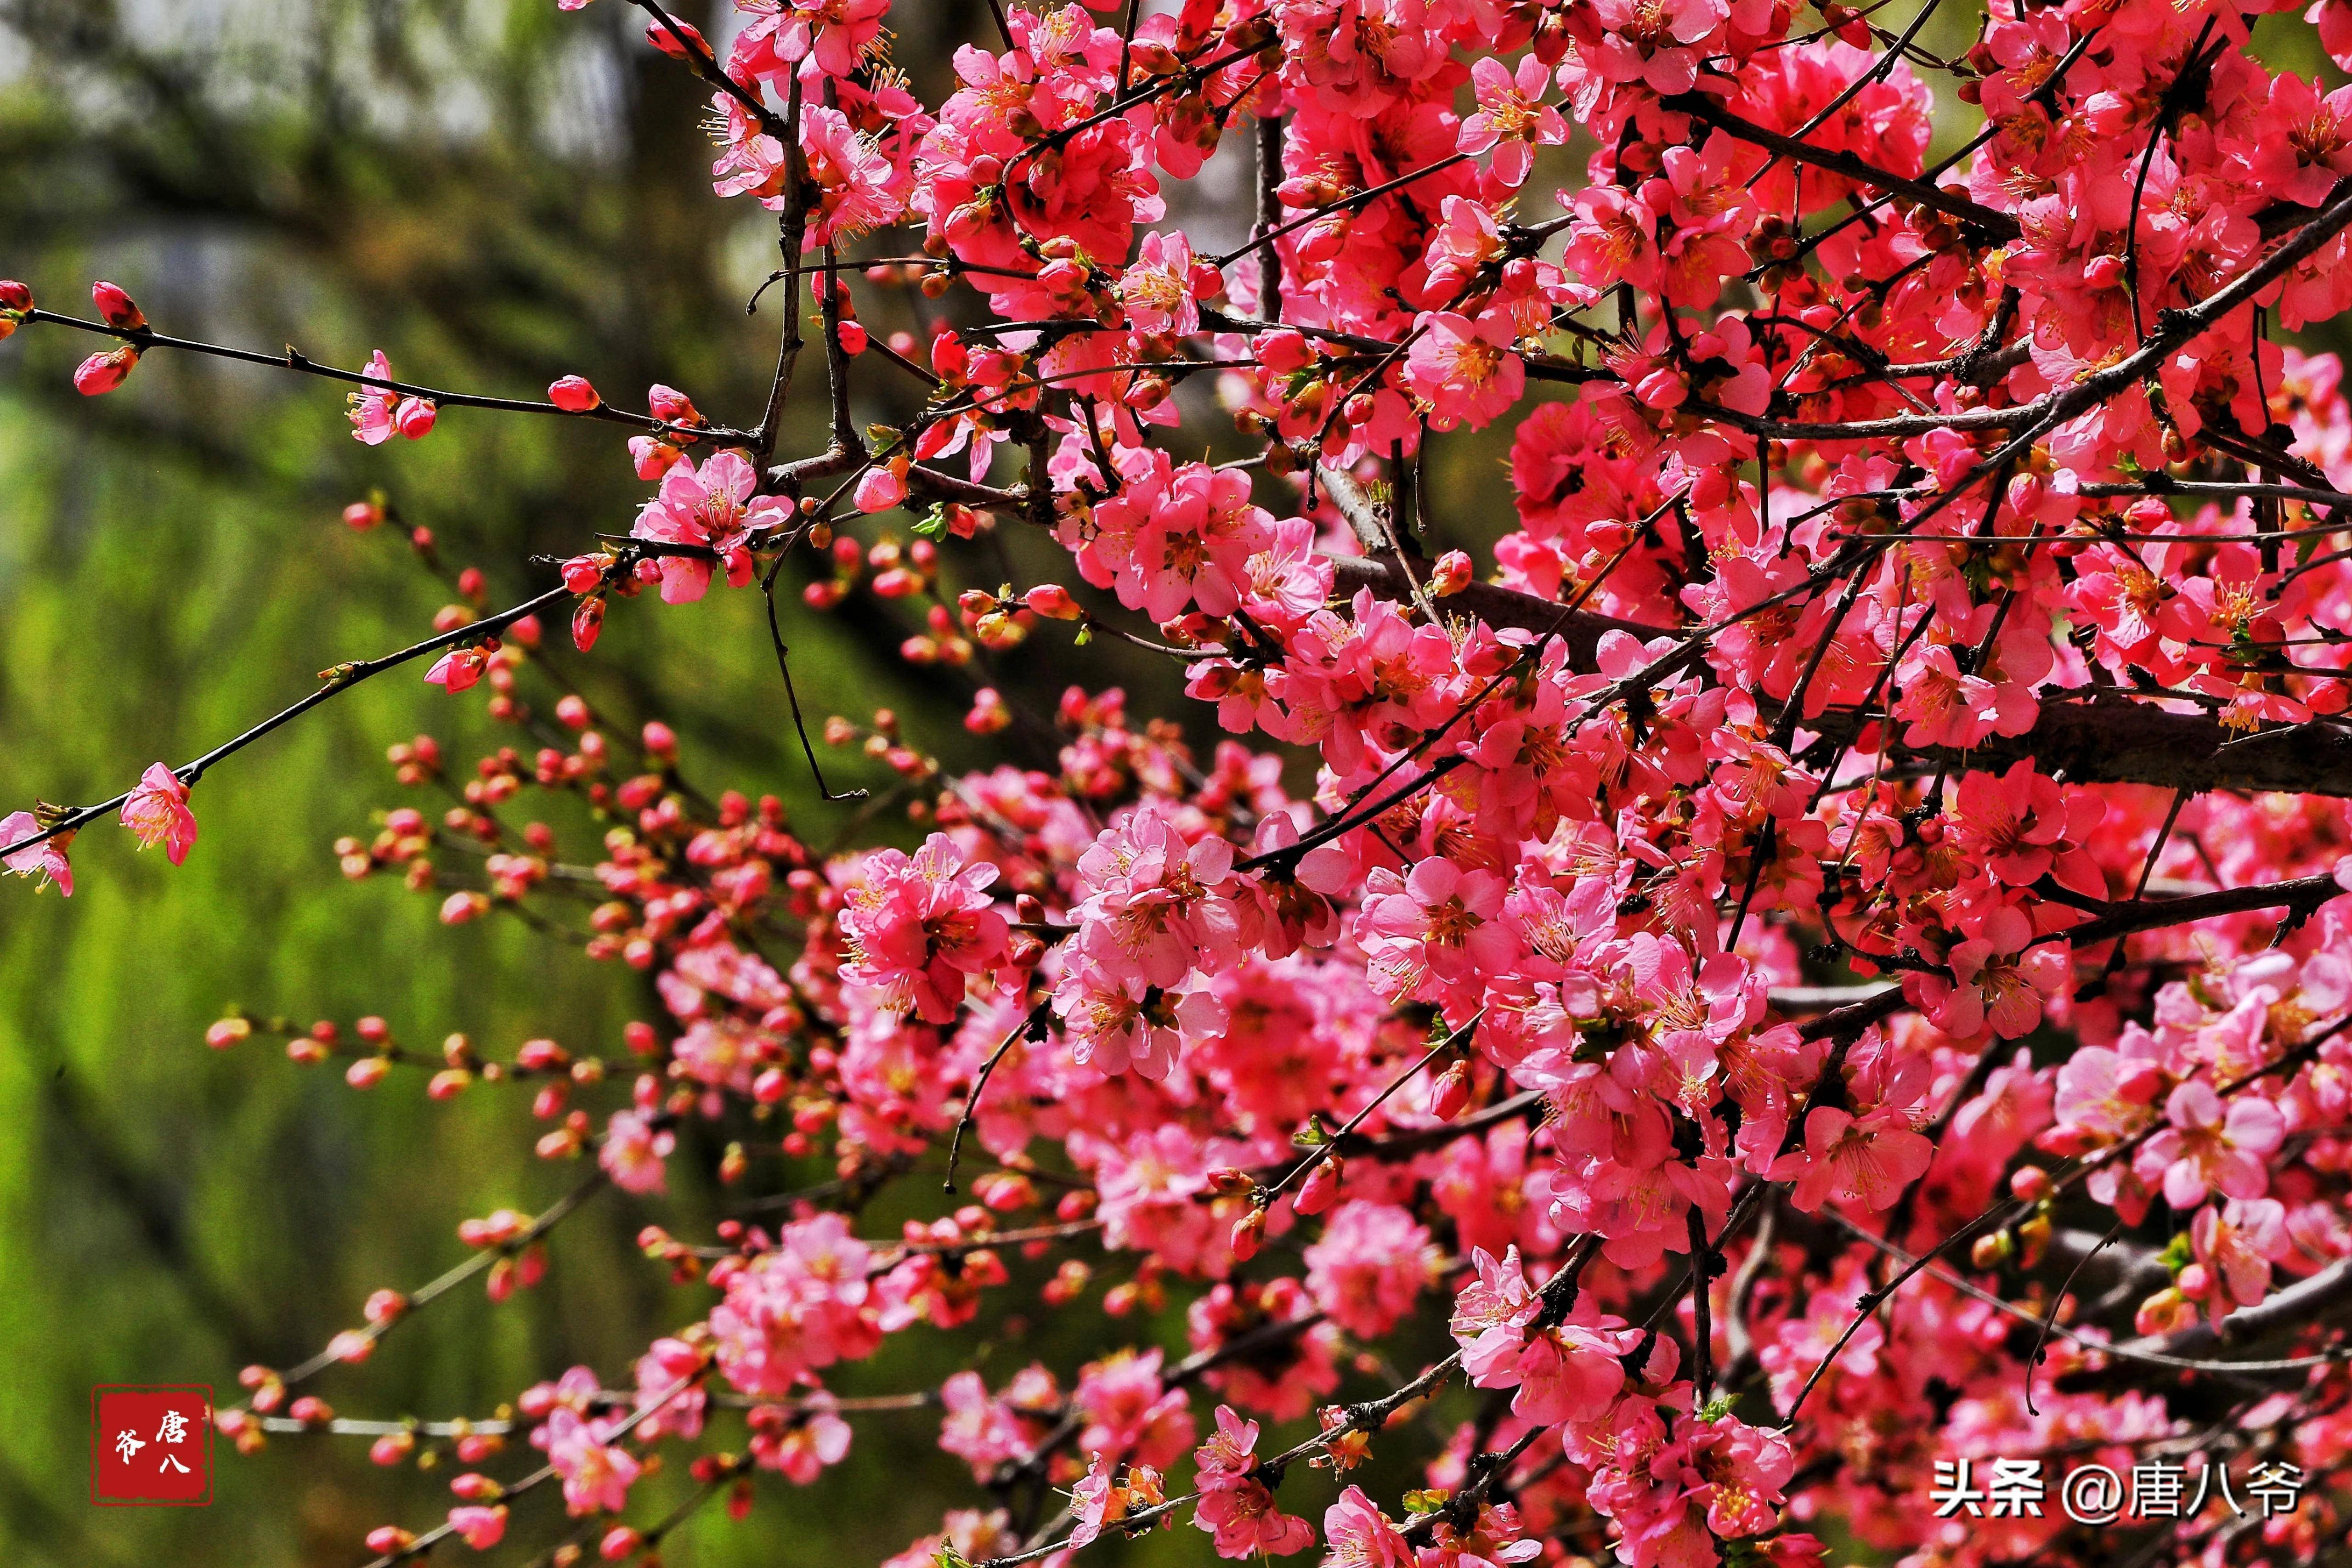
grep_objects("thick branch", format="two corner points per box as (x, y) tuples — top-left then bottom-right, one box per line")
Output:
(1664, 93), (2023, 243)
(1336, 554), (2352, 799)
(2115, 1257), (2352, 1360)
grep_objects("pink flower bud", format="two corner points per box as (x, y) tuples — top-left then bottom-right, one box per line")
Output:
(91, 280), (146, 330)
(392, 396), (437, 440)
(854, 465), (908, 514)
(570, 595), (607, 652)
(343, 499), (384, 530)
(559, 554), (608, 594)
(1429, 1060), (1472, 1120)
(647, 384), (701, 424)
(424, 647), (487, 694)
(207, 1017), (252, 1050)
(548, 374), (601, 412)
(645, 15), (707, 57)
(1025, 584), (1084, 620)
(1430, 550), (1473, 597)
(1295, 1156), (1343, 1216)
(837, 320), (869, 356)
(1254, 328), (1311, 374)
(345, 1057), (390, 1091)
(630, 436), (683, 479)
(2135, 1286), (2195, 1336)
(516, 1038), (568, 1072)
(74, 345), (139, 396)
(1230, 1205), (1267, 1261)
(966, 688), (1011, 733)
(1037, 258), (1088, 295)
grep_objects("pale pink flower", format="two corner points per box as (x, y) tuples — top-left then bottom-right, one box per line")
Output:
(599, 1109), (674, 1194)
(1121, 231), (1199, 337)
(2137, 1080), (2286, 1209)
(545, 1406), (640, 1515)
(348, 351), (436, 444)
(119, 763), (197, 865)
(1403, 311), (1526, 431)
(0, 811), (72, 897)
(1777, 1107), (1934, 1212)
(447, 1505), (508, 1549)
(1458, 57), (1565, 187)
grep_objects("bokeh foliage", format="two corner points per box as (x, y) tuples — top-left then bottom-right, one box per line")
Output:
(0, 2), (974, 1560)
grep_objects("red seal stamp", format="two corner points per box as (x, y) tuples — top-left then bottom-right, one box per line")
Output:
(91, 1386), (212, 1506)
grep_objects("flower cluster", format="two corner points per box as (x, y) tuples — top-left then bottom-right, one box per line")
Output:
(21, 0), (2352, 1564)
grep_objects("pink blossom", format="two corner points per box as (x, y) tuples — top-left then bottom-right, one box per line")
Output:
(838, 833), (1011, 1023)
(545, 1406), (640, 1515)
(1075, 1347), (1194, 1469)
(2137, 1080), (2286, 1209)
(2190, 1197), (2290, 1309)
(764, 1403), (853, 1483)
(796, 105), (910, 246)
(709, 1212), (881, 1396)
(1458, 57), (1565, 188)
(630, 450), (785, 604)
(1303, 1201), (1437, 1339)
(447, 1506), (508, 1550)
(1192, 1406), (1316, 1557)
(1776, 1107), (1934, 1213)
(1360, 858), (1515, 1001)
(1069, 1452), (1165, 1547)
(347, 351), (435, 444)
(1321, 1486), (1412, 1568)
(119, 763), (197, 865)
(1121, 230), (1200, 337)
(0, 812), (71, 897)
(1403, 311), (1526, 431)
(599, 1109), (674, 1194)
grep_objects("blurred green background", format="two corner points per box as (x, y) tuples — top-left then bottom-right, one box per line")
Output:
(0, 2), (1420, 1563)
(4, 1), (2346, 1564)
(0, 0), (1099, 1561)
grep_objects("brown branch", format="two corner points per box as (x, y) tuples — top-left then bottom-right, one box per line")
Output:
(1663, 92), (2022, 242)
(0, 575), (587, 860)
(21, 310), (746, 442)
(1336, 553), (2352, 799)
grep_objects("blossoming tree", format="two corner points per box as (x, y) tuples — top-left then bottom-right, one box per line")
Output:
(11, 0), (2352, 1562)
